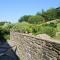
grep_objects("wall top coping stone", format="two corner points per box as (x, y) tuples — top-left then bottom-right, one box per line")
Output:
(10, 32), (60, 44)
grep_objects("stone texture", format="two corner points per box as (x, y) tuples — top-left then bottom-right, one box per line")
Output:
(10, 32), (60, 60)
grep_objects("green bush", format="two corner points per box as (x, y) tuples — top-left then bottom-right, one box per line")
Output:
(43, 26), (56, 37)
(11, 22), (33, 33)
(0, 22), (13, 41)
(32, 24), (56, 37)
(57, 23), (60, 32)
(4, 35), (10, 40)
(12, 22), (57, 37)
(28, 16), (44, 24)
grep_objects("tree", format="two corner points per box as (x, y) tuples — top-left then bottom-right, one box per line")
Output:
(28, 16), (44, 24)
(18, 15), (31, 22)
(56, 7), (60, 19)
(36, 9), (49, 22)
(36, 7), (60, 21)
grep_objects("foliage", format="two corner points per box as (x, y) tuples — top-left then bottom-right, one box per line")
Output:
(41, 26), (56, 37)
(54, 22), (60, 40)
(28, 16), (44, 24)
(12, 22), (57, 37)
(57, 23), (60, 32)
(0, 7), (60, 41)
(11, 22), (33, 33)
(32, 24), (56, 37)
(18, 7), (60, 24)
(0, 22), (13, 41)
(2, 23), (13, 33)
(0, 22), (6, 26)
(18, 15), (31, 22)
(0, 26), (6, 41)
(36, 7), (60, 21)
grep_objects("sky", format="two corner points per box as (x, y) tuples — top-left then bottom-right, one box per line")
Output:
(0, 0), (60, 23)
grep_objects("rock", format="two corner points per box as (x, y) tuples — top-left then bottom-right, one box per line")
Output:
(36, 34), (51, 40)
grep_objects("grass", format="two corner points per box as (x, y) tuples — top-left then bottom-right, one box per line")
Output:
(53, 23), (60, 40)
(57, 23), (60, 32)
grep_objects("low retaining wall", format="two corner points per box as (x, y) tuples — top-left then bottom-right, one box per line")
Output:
(10, 32), (60, 60)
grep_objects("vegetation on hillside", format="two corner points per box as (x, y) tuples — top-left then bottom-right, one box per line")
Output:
(19, 7), (60, 23)
(0, 7), (60, 41)
(0, 22), (13, 41)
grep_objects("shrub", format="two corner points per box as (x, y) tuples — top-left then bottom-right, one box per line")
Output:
(28, 16), (44, 24)
(57, 23), (60, 32)
(32, 24), (56, 37)
(12, 22), (57, 37)
(0, 23), (13, 41)
(11, 22), (33, 33)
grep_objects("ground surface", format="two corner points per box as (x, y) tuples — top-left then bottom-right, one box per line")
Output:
(0, 41), (19, 60)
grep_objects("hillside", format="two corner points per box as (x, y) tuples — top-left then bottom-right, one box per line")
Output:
(0, 7), (60, 41)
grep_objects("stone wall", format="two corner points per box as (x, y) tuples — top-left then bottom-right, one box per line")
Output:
(10, 32), (60, 60)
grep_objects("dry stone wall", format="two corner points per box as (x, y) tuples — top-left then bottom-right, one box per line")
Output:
(10, 32), (60, 60)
